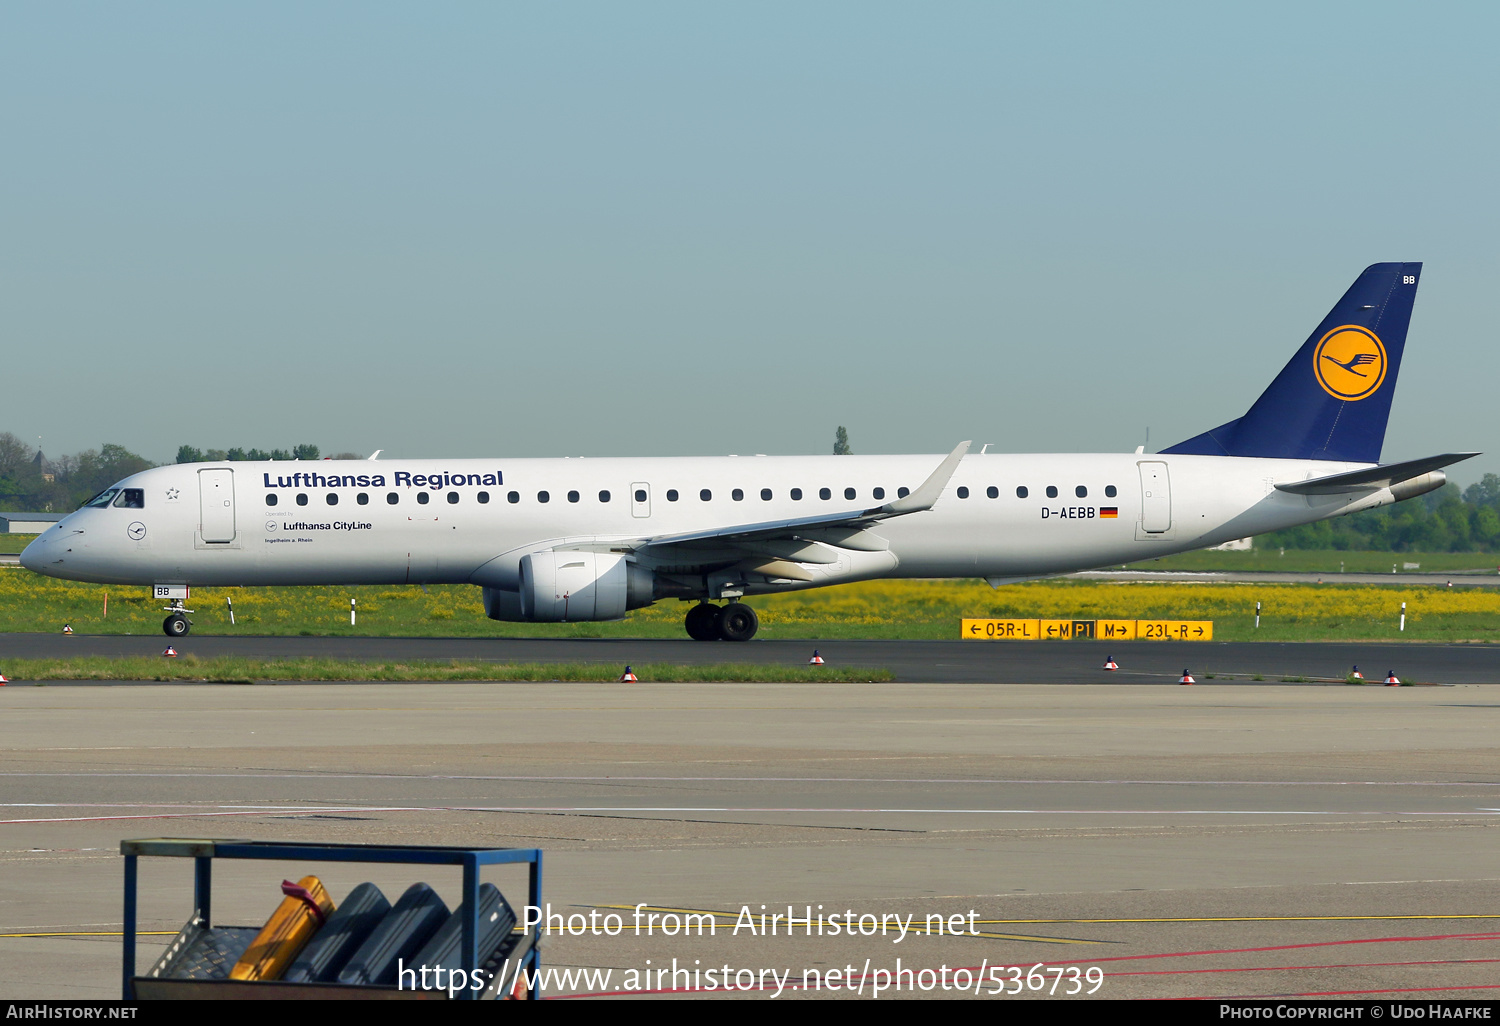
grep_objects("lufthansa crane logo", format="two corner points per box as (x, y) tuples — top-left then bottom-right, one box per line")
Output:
(1313, 325), (1387, 401)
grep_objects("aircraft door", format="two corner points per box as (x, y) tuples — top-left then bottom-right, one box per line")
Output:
(198, 469), (237, 543)
(631, 482), (651, 518)
(1137, 461), (1171, 533)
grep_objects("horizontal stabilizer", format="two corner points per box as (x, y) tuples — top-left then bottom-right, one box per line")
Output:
(1274, 452), (1479, 495)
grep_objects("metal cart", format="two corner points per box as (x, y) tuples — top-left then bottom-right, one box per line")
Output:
(121, 838), (542, 1000)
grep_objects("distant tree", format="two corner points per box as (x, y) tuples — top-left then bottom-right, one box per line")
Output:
(179, 445), (312, 462)
(101, 443), (151, 476)
(0, 433), (35, 478)
(833, 426), (852, 456)
(177, 444), (319, 462)
(69, 444), (153, 503)
(1421, 481), (1461, 513)
(1476, 506), (1500, 548)
(1464, 473), (1500, 509)
(1437, 497), (1472, 550)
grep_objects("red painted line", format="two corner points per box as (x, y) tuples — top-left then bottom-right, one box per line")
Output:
(561, 977), (1500, 1001)
(1080, 930), (1500, 964)
(1189, 983), (1500, 999)
(538, 952), (1500, 1000)
(556, 985), (787, 999)
(1110, 957), (1500, 977)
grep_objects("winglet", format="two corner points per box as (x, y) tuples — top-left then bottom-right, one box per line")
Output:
(880, 441), (971, 515)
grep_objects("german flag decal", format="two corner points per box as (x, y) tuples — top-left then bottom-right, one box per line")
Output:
(1100, 507), (1119, 518)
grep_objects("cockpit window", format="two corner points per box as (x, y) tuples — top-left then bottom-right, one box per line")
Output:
(112, 489), (145, 509)
(82, 488), (119, 508)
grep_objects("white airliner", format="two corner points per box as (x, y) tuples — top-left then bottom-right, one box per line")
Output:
(22, 263), (1475, 641)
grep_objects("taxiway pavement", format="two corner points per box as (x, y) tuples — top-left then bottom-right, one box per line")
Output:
(2, 633), (1498, 683)
(1, 678), (1497, 999)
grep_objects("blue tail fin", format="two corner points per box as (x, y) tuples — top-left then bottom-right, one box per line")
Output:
(1161, 263), (1421, 463)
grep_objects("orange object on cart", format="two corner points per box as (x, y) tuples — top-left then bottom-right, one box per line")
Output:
(228, 875), (335, 981)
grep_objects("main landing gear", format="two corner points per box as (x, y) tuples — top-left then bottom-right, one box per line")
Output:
(684, 602), (759, 642)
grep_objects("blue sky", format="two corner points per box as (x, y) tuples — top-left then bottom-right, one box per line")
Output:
(4, 3), (1496, 478)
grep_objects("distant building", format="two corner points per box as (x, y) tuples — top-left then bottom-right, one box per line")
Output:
(1209, 537), (1254, 551)
(0, 512), (65, 534)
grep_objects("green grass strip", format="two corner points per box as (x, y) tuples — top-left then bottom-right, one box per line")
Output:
(0, 656), (893, 684)
(8, 563), (1500, 642)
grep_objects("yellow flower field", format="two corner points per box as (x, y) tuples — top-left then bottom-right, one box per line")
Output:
(0, 569), (1494, 641)
(739, 578), (1499, 626)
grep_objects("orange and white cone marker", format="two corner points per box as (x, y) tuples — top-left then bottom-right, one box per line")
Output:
(1103, 656), (1119, 671)
(1179, 669), (1196, 685)
(162, 646), (178, 658)
(808, 650), (825, 665)
(0, 673), (9, 684)
(1385, 670), (1401, 686)
(62, 624), (73, 635)
(1350, 666), (1364, 680)
(619, 665), (637, 682)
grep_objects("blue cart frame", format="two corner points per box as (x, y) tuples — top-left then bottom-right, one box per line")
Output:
(121, 838), (542, 1000)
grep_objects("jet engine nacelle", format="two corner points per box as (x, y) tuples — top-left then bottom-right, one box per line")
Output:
(1389, 470), (1446, 503)
(484, 551), (654, 622)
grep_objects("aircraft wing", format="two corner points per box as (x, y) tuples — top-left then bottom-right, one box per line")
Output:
(595, 442), (970, 574)
(633, 441), (967, 544)
(1273, 452), (1480, 495)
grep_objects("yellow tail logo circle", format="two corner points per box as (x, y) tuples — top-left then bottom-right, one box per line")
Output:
(1313, 325), (1387, 401)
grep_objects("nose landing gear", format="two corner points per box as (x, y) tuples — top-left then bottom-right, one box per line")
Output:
(161, 598), (193, 638)
(683, 602), (759, 641)
(155, 586), (193, 637)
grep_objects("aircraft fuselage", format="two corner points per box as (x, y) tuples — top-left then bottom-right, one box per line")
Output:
(22, 452), (1392, 591)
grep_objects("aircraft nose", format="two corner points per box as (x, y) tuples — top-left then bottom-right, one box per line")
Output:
(18, 535), (46, 572)
(19, 525), (67, 574)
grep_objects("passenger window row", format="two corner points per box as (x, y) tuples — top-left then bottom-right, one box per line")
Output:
(267, 482), (1124, 508)
(1003, 484), (1119, 500)
(664, 486), (907, 503)
(265, 485), (917, 507)
(268, 491), (495, 507)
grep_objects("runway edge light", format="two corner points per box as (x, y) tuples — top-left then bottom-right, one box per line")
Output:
(1103, 656), (1119, 671)
(809, 650), (825, 665)
(1179, 669), (1196, 685)
(619, 665), (638, 682)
